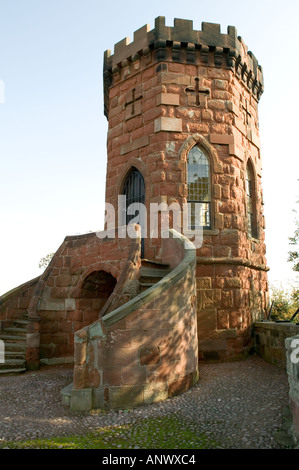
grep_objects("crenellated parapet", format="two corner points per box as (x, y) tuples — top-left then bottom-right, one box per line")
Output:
(103, 16), (264, 117)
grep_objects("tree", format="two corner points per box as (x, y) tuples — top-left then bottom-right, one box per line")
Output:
(288, 196), (299, 272)
(39, 253), (54, 270)
(269, 284), (298, 321)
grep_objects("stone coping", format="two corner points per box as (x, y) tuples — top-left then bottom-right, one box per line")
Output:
(197, 256), (269, 271)
(102, 229), (196, 327)
(0, 276), (40, 305)
(254, 321), (299, 334)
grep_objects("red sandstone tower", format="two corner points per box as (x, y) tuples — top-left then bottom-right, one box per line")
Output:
(0, 18), (269, 402)
(103, 16), (268, 360)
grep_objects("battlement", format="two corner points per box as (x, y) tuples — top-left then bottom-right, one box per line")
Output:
(104, 16), (263, 90)
(103, 17), (264, 118)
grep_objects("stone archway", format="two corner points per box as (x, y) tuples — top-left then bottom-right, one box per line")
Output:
(79, 270), (117, 325)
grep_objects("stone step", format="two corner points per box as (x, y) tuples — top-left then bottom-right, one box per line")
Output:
(139, 267), (171, 287)
(0, 334), (27, 342)
(0, 368), (26, 375)
(139, 282), (155, 293)
(139, 263), (172, 293)
(4, 327), (27, 335)
(141, 259), (170, 269)
(0, 313), (28, 375)
(139, 276), (169, 285)
(2, 359), (26, 366)
(140, 266), (171, 275)
(2, 342), (27, 350)
(61, 383), (73, 406)
(5, 353), (26, 361)
(5, 350), (26, 355)
(14, 319), (29, 326)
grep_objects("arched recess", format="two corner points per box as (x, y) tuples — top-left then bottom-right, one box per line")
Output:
(179, 134), (219, 231)
(78, 270), (117, 324)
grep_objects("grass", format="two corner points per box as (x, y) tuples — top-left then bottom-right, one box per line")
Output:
(0, 415), (221, 449)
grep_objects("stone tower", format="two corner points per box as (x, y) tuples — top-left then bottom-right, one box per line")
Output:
(103, 16), (268, 360)
(0, 16), (270, 410)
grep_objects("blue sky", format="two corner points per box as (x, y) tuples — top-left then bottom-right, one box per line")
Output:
(0, 0), (298, 295)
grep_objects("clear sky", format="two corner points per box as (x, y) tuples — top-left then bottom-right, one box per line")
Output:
(0, 0), (298, 296)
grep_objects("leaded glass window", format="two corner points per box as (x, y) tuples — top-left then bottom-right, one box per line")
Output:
(187, 146), (211, 229)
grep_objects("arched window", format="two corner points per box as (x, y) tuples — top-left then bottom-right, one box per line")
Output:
(122, 167), (146, 257)
(187, 146), (211, 229)
(123, 167), (145, 216)
(246, 161), (257, 238)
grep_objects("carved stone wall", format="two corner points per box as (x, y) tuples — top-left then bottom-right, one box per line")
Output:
(104, 17), (268, 360)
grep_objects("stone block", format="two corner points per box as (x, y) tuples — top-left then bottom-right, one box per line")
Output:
(217, 310), (230, 329)
(102, 367), (122, 386)
(196, 278), (211, 289)
(154, 117), (182, 133)
(92, 387), (106, 409)
(120, 136), (149, 155)
(213, 79), (228, 90)
(121, 366), (147, 385)
(143, 382), (168, 404)
(73, 365), (86, 389)
(56, 275), (72, 287)
(75, 342), (86, 365)
(65, 298), (76, 311)
(86, 367), (101, 388)
(197, 308), (217, 331)
(219, 229), (239, 245)
(168, 373), (193, 397)
(225, 277), (241, 288)
(109, 385), (144, 409)
(88, 321), (105, 340)
(202, 289), (221, 309)
(198, 338), (227, 351)
(157, 93), (180, 106)
(61, 383), (72, 407)
(139, 346), (161, 365)
(159, 72), (191, 86)
(26, 333), (40, 348)
(70, 388), (93, 412)
(38, 298), (65, 311)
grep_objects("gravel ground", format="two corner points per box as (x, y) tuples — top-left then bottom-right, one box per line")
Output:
(0, 355), (292, 449)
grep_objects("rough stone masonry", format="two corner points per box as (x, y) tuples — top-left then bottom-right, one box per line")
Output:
(103, 16), (268, 363)
(0, 17), (269, 411)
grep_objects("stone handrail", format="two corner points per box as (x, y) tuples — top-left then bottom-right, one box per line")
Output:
(66, 229), (198, 410)
(101, 229), (196, 327)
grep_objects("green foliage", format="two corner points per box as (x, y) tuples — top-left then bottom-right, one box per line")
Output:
(0, 416), (220, 449)
(288, 197), (299, 272)
(269, 284), (299, 321)
(38, 253), (54, 270)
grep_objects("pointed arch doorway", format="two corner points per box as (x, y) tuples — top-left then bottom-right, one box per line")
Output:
(122, 167), (146, 258)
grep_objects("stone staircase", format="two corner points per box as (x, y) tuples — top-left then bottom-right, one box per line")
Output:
(139, 260), (171, 293)
(0, 313), (28, 374)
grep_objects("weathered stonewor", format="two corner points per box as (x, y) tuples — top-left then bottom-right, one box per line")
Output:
(66, 230), (198, 411)
(1, 17), (269, 409)
(254, 321), (299, 369)
(0, 226), (141, 371)
(103, 16), (268, 361)
(0, 278), (39, 322)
